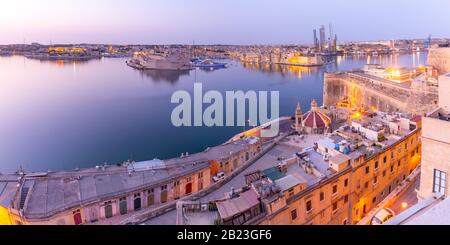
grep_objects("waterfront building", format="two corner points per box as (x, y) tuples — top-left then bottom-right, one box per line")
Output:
(0, 135), (262, 225)
(418, 73), (450, 199)
(0, 160), (210, 225)
(180, 110), (421, 225)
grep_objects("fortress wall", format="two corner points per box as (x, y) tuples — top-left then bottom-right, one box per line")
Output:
(323, 73), (438, 115)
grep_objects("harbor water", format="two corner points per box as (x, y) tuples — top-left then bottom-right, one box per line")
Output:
(0, 52), (427, 172)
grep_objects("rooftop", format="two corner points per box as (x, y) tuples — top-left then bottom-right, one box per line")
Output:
(165, 136), (260, 165)
(2, 159), (210, 220)
(216, 189), (260, 220)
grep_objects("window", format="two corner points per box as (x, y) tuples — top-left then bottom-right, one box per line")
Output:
(364, 181), (369, 189)
(320, 191), (325, 202)
(332, 185), (338, 195)
(373, 176), (378, 185)
(174, 180), (180, 186)
(104, 201), (113, 219)
(383, 170), (386, 177)
(306, 200), (312, 212)
(119, 197), (127, 215)
(186, 177), (192, 182)
(161, 185), (167, 191)
(374, 161), (379, 170)
(390, 165), (394, 173)
(291, 209), (297, 220)
(383, 156), (387, 163)
(405, 143), (408, 150)
(134, 194), (142, 211)
(433, 169), (447, 194)
(288, 188), (294, 197)
(198, 172), (204, 178)
(398, 160), (401, 167)
(365, 166), (370, 174)
(344, 179), (348, 187)
(344, 195), (348, 203)
(147, 188), (154, 194)
(332, 202), (338, 212)
(391, 152), (394, 159)
(372, 196), (377, 204)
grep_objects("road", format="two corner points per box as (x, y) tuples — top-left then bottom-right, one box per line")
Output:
(144, 144), (301, 225)
(387, 176), (420, 215)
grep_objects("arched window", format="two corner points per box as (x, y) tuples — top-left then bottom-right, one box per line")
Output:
(119, 197), (127, 215)
(134, 193), (141, 211)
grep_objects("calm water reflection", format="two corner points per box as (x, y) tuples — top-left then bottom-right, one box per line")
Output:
(0, 52), (427, 172)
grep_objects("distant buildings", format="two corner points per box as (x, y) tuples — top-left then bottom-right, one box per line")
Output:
(313, 24), (337, 53)
(319, 25), (326, 52)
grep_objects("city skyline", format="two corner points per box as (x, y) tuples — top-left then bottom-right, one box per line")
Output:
(1, 0), (450, 45)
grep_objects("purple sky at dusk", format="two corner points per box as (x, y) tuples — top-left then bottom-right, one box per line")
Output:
(1, 0), (449, 45)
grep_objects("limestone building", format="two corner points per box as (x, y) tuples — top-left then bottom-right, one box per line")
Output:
(418, 73), (450, 199)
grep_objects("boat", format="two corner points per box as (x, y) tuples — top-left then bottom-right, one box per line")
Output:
(192, 59), (227, 69)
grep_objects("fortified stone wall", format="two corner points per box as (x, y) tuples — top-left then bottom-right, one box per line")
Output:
(427, 47), (450, 74)
(323, 73), (438, 115)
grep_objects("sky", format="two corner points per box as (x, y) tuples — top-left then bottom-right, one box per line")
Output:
(1, 0), (450, 45)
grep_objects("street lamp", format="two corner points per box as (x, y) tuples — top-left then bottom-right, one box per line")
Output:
(401, 202), (408, 209)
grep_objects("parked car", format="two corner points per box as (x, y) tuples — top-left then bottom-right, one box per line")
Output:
(212, 172), (226, 182)
(371, 208), (395, 225)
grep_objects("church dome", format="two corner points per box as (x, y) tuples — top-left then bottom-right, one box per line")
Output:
(302, 99), (331, 130)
